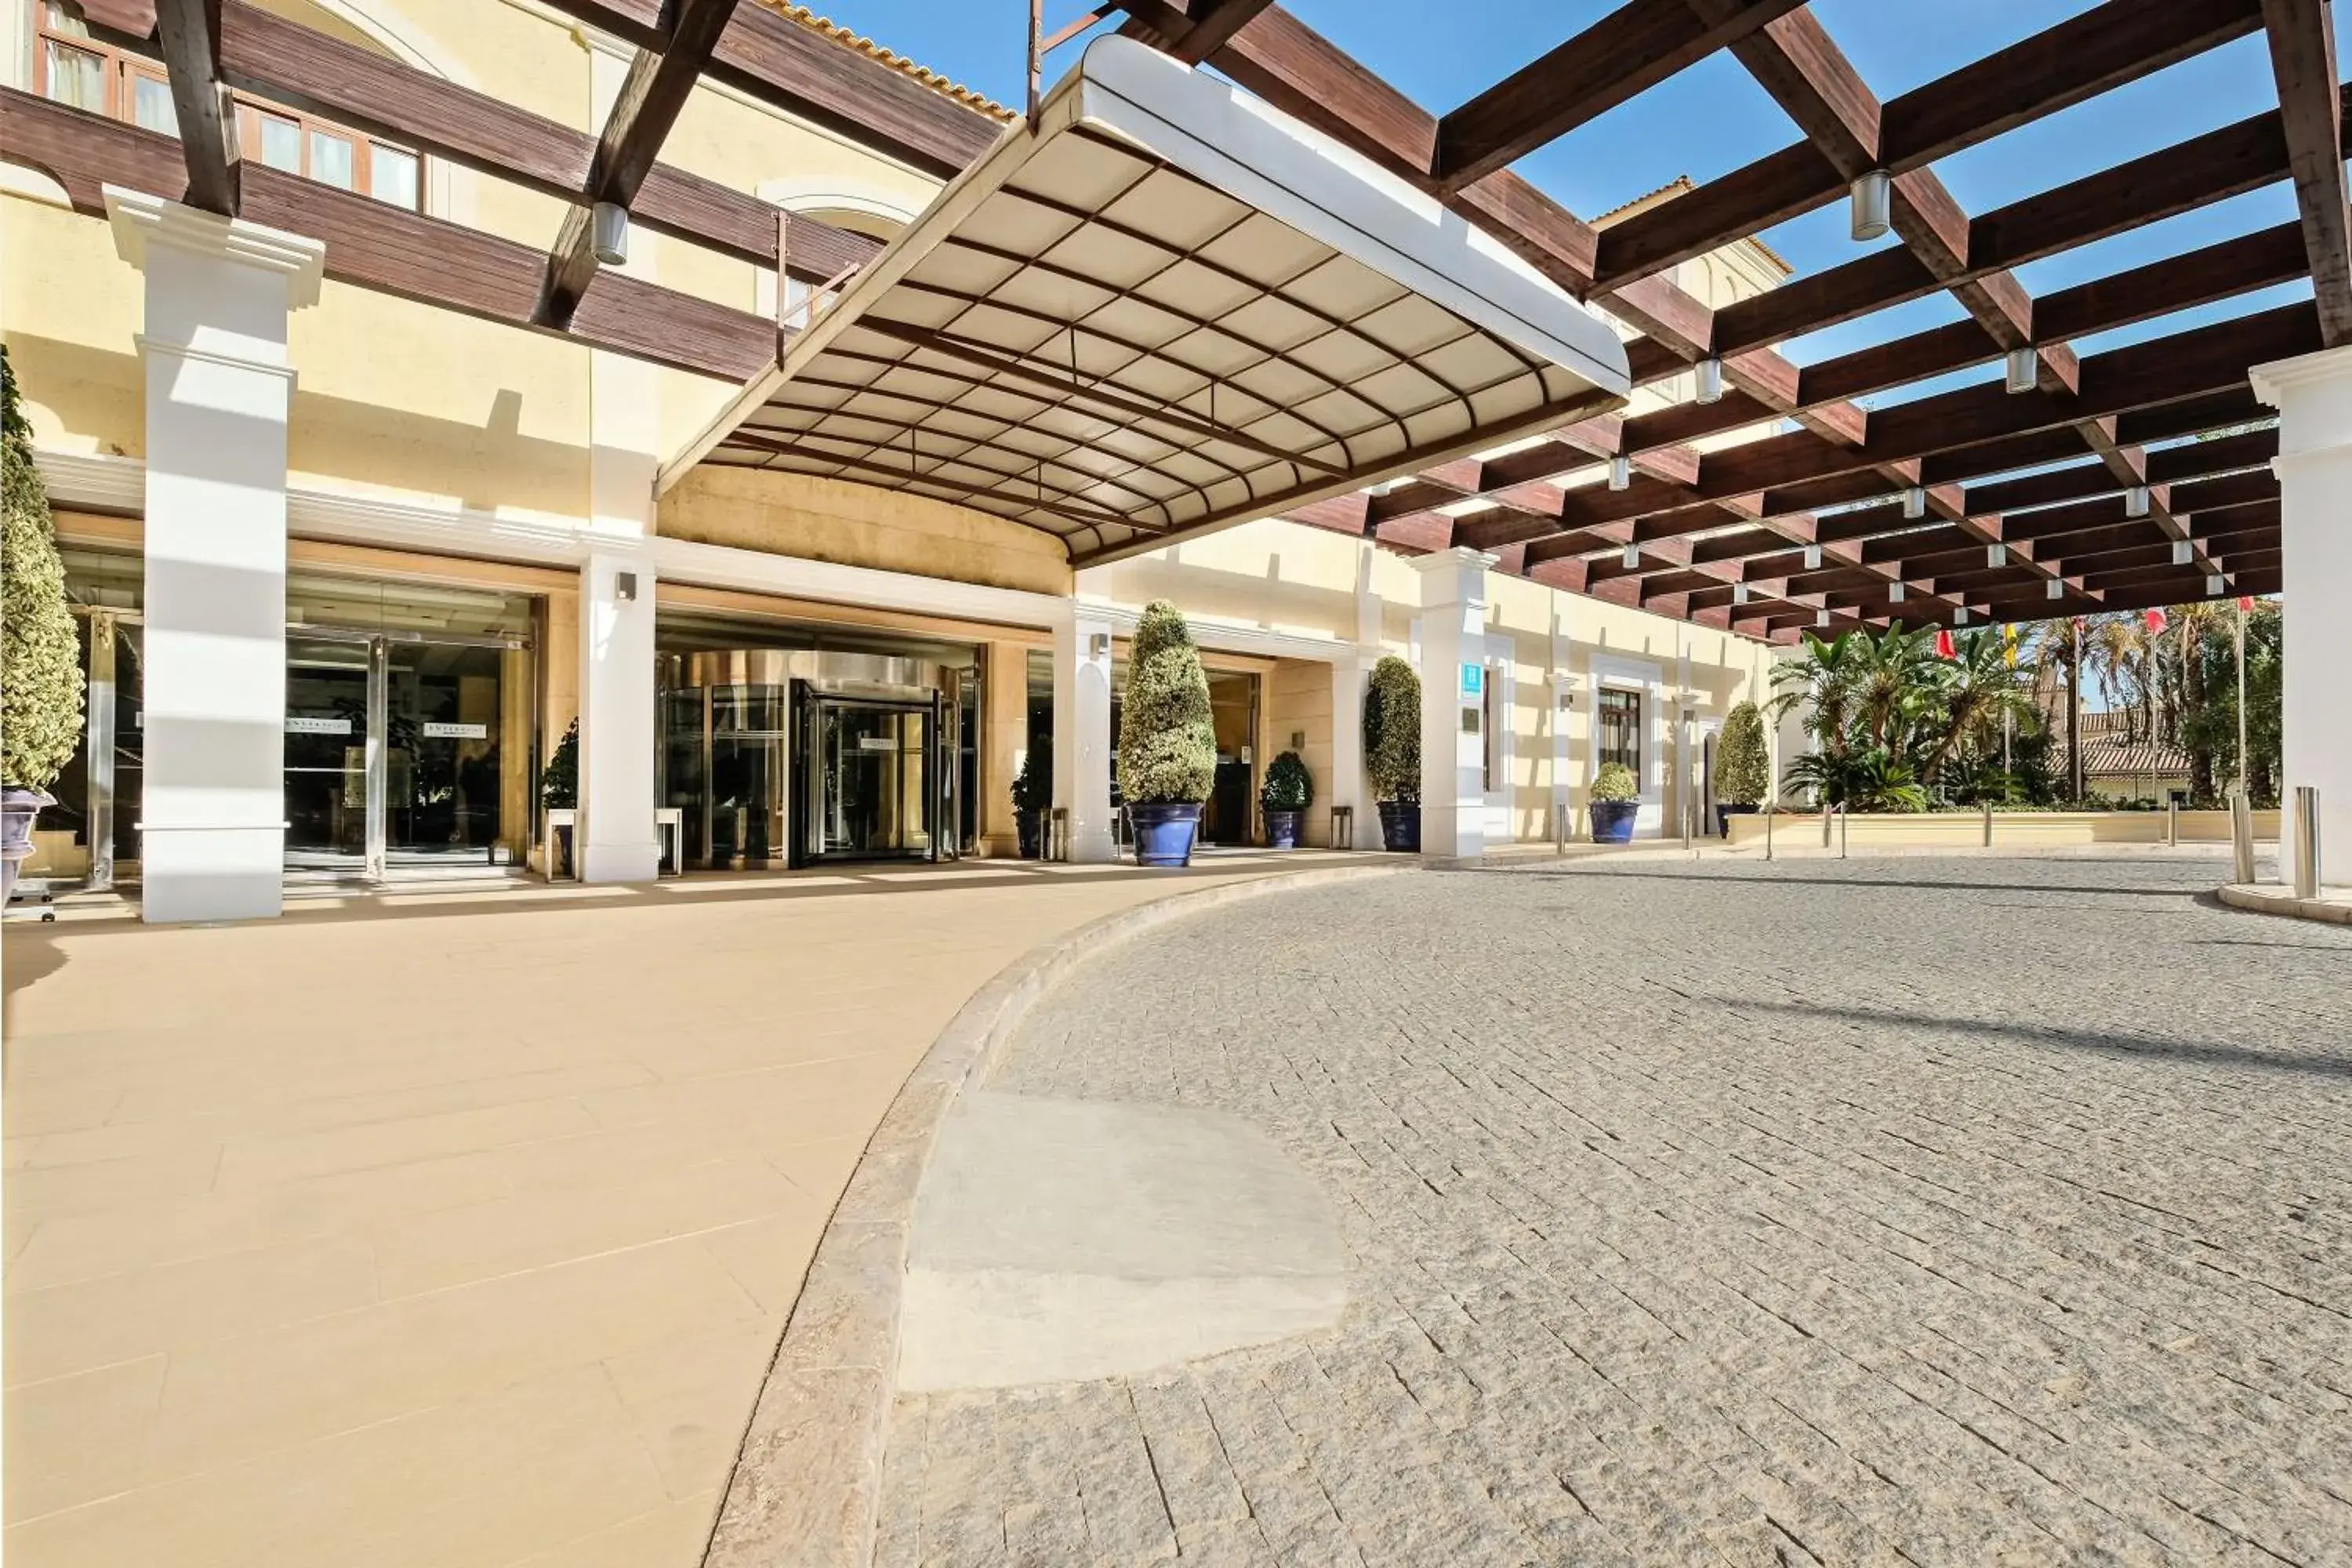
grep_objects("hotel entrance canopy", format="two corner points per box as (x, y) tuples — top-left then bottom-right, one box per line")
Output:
(663, 35), (1631, 564)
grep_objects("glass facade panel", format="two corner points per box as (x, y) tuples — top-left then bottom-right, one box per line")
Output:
(284, 637), (372, 860)
(42, 38), (105, 111)
(308, 128), (356, 190)
(1598, 688), (1642, 777)
(256, 111), (301, 172)
(132, 74), (176, 135)
(371, 144), (419, 209)
(386, 641), (504, 860)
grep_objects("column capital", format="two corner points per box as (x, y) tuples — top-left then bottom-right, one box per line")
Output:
(2252, 343), (2352, 465)
(104, 187), (325, 307)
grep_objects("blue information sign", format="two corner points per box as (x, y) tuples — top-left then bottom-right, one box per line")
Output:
(1461, 662), (1483, 697)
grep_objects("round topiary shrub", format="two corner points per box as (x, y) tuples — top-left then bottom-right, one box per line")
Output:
(1118, 601), (1215, 806)
(1716, 700), (1769, 806)
(1591, 761), (1640, 802)
(2, 347), (83, 796)
(1363, 655), (1421, 804)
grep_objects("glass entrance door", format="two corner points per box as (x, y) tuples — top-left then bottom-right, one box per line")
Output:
(798, 695), (935, 862)
(285, 636), (372, 866)
(385, 641), (506, 863)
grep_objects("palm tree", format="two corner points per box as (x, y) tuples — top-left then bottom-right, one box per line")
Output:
(1846, 624), (1946, 758)
(1768, 631), (1859, 758)
(1918, 630), (2039, 785)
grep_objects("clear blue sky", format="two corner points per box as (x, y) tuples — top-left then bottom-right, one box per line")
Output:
(808, 2), (2332, 405)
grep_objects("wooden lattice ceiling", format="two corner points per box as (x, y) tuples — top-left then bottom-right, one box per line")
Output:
(7, 0), (2340, 641)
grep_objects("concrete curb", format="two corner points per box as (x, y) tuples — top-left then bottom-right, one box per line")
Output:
(699, 858), (1417, 1568)
(2217, 883), (2352, 924)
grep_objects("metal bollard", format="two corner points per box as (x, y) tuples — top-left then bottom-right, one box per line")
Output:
(1821, 799), (1834, 848)
(1765, 802), (1774, 862)
(2292, 786), (2321, 899)
(2165, 799), (2177, 847)
(1682, 796), (1694, 854)
(1981, 799), (1992, 848)
(1839, 804), (1849, 859)
(2230, 790), (2256, 886)
(1554, 800), (1568, 856)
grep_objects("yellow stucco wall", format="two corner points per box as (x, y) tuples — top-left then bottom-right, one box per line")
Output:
(659, 466), (1073, 596)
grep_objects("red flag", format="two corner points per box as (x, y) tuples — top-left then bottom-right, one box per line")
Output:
(1933, 627), (1955, 659)
(2237, 595), (2256, 612)
(2143, 607), (2168, 635)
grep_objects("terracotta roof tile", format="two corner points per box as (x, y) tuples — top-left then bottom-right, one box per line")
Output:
(759, 1), (1018, 123)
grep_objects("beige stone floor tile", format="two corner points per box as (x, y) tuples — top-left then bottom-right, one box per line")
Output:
(212, 1094), (604, 1189)
(3, 1353), (166, 1522)
(763, 1134), (873, 1201)
(6, 1148), (510, 1294)
(139, 1233), (763, 1484)
(369, 1153), (822, 1300)
(694, 1210), (829, 1317)
(575, 1049), (915, 1134)
(109, 1056), (655, 1138)
(5, 1362), (670, 1568)
(3, 1145), (226, 1228)
(600, 1314), (786, 1500)
(500, 1489), (724, 1568)
(0, 1082), (123, 1140)
(5, 1233), (379, 1386)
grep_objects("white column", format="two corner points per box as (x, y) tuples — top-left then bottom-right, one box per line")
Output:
(1548, 601), (1574, 839)
(1327, 543), (1381, 849)
(107, 190), (323, 924)
(1411, 548), (1494, 859)
(577, 551), (659, 881)
(2252, 345), (2352, 886)
(1053, 603), (1116, 863)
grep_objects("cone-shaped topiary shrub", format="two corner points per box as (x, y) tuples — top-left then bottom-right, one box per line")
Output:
(1260, 750), (1312, 812)
(1717, 700), (1769, 806)
(541, 718), (579, 809)
(1364, 655), (1421, 804)
(1118, 601), (1215, 804)
(2, 347), (83, 792)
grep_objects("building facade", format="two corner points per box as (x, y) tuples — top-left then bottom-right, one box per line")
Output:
(5, 0), (1794, 918)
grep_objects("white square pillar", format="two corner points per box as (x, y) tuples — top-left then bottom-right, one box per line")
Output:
(1411, 548), (1494, 859)
(1330, 657), (1379, 848)
(1053, 603), (1116, 863)
(107, 191), (323, 924)
(2253, 345), (2352, 886)
(577, 552), (659, 882)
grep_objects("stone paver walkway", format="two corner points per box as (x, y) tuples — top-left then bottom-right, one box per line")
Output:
(2, 852), (1345, 1568)
(881, 855), (2352, 1566)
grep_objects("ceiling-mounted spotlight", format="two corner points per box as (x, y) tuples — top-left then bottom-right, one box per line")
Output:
(1987, 543), (2009, 568)
(1816, 608), (1832, 628)
(1733, 582), (1750, 605)
(1694, 357), (1722, 405)
(1955, 606), (1969, 626)
(2005, 347), (2038, 394)
(2125, 485), (2151, 518)
(1889, 582), (1907, 603)
(1608, 454), (1631, 492)
(2172, 539), (2193, 565)
(591, 201), (630, 267)
(1902, 486), (1926, 520)
(1803, 544), (1822, 571)
(1850, 170), (1892, 241)
(2206, 573), (2226, 596)
(1621, 542), (1641, 569)
(2046, 579), (2064, 600)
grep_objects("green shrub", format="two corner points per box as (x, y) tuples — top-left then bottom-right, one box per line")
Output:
(1591, 761), (1639, 803)
(1716, 701), (1769, 805)
(1260, 750), (1312, 812)
(1118, 601), (1215, 805)
(540, 718), (579, 809)
(1363, 655), (1421, 804)
(1011, 733), (1052, 816)
(2, 347), (83, 792)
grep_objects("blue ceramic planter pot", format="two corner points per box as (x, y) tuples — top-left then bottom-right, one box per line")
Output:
(1377, 800), (1420, 853)
(1589, 799), (1639, 844)
(1130, 801), (1202, 867)
(1264, 809), (1301, 849)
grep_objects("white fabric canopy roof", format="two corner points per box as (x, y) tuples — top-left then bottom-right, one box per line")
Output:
(667, 35), (1631, 564)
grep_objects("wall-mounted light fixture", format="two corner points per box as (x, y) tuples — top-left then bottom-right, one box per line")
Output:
(1087, 631), (1111, 659)
(1803, 544), (1822, 571)
(1816, 608), (1831, 628)
(1849, 170), (1892, 241)
(591, 201), (630, 267)
(1902, 486), (1926, 520)
(1987, 543), (2008, 568)
(615, 571), (637, 602)
(1608, 455), (1631, 492)
(1955, 606), (1969, 625)
(2125, 485), (2151, 518)
(1621, 542), (1640, 568)
(1889, 581), (1906, 603)
(2004, 347), (2037, 394)
(1694, 357), (1722, 405)
(2207, 574), (2226, 596)
(1732, 582), (1750, 605)
(2046, 579), (2064, 600)
(2172, 539), (2193, 565)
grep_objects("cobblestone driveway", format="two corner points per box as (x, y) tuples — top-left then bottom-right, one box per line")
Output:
(877, 856), (2352, 1566)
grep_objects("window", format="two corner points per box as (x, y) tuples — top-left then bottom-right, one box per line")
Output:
(1598, 688), (1642, 779)
(36, 3), (423, 211)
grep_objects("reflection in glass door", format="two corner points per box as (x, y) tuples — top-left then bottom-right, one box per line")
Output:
(285, 636), (372, 866)
(385, 641), (506, 862)
(797, 695), (935, 862)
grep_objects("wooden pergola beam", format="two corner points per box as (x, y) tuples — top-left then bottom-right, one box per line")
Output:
(153, 0), (237, 215)
(543, 0), (742, 329)
(1432, 0), (1804, 191)
(1589, 0), (2265, 291)
(2259, 0), (2352, 345)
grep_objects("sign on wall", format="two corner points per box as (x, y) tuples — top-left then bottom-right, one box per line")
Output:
(286, 716), (353, 735)
(423, 722), (488, 740)
(1461, 662), (1483, 698)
